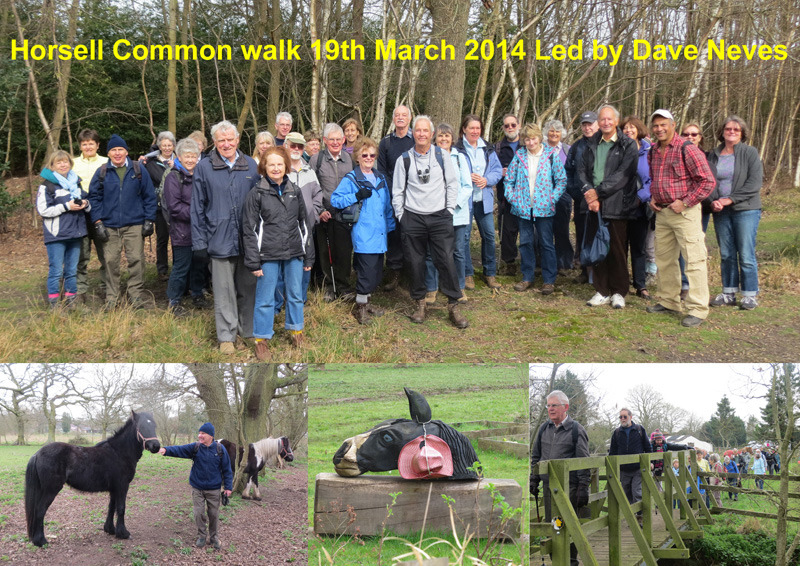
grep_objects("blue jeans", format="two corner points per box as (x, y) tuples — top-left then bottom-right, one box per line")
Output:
(167, 245), (205, 303)
(253, 258), (304, 339)
(45, 238), (81, 297)
(714, 209), (761, 295)
(518, 215), (556, 284)
(274, 267), (311, 311)
(465, 204), (497, 277)
(425, 224), (469, 291)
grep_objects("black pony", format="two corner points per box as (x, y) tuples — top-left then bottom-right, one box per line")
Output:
(25, 410), (160, 547)
(333, 388), (480, 480)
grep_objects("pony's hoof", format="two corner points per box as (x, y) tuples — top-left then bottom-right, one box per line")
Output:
(254, 496), (262, 501)
(241, 494), (250, 500)
(31, 535), (47, 547)
(103, 524), (115, 535)
(116, 529), (130, 539)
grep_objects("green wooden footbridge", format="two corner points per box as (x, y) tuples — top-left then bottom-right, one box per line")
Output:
(530, 450), (713, 566)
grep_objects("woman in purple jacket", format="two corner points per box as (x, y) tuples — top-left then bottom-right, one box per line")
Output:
(164, 138), (206, 316)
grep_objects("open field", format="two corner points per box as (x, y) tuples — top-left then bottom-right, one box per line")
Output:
(1, 179), (798, 362)
(307, 363), (530, 565)
(0, 444), (308, 565)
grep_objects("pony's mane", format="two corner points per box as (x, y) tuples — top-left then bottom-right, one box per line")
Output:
(431, 420), (481, 480)
(96, 415), (135, 447)
(252, 437), (280, 464)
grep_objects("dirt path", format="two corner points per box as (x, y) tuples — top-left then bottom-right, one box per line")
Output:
(0, 462), (308, 565)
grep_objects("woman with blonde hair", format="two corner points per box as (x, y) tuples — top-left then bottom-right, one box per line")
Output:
(252, 130), (276, 164)
(37, 150), (90, 309)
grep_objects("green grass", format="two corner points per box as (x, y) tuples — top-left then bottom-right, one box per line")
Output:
(1, 185), (798, 362)
(308, 364), (530, 565)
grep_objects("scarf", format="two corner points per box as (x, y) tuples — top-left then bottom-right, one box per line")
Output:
(53, 169), (81, 199)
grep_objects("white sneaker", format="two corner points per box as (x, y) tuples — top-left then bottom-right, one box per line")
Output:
(586, 292), (611, 307)
(611, 293), (625, 309)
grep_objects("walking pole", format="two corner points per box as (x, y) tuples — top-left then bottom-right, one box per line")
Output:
(324, 223), (336, 296)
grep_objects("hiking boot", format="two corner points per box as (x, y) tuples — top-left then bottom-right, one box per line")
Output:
(541, 283), (555, 296)
(196, 536), (206, 548)
(366, 303), (385, 317)
(458, 289), (468, 303)
(483, 275), (501, 289)
(611, 293), (626, 309)
(739, 296), (758, 310)
(514, 281), (533, 292)
(170, 303), (188, 318)
(383, 270), (400, 292)
(448, 303), (469, 329)
(323, 286), (335, 302)
(63, 295), (78, 309)
(219, 341), (235, 355)
(48, 298), (60, 311)
(586, 292), (610, 307)
(464, 275), (475, 290)
(410, 299), (426, 324)
(211, 538), (221, 550)
(574, 272), (589, 284)
(710, 292), (736, 307)
(646, 303), (678, 314)
(501, 262), (517, 276)
(424, 290), (438, 304)
(291, 331), (304, 348)
(192, 295), (210, 309)
(353, 302), (371, 325)
(337, 287), (356, 302)
(681, 315), (704, 328)
(254, 339), (269, 361)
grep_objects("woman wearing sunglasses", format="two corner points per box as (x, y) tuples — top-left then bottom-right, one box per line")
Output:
(331, 137), (395, 324)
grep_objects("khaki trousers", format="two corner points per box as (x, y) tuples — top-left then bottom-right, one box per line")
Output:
(191, 488), (221, 540)
(654, 205), (709, 318)
(102, 224), (144, 305)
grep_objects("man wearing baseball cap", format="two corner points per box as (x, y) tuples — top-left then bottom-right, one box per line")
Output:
(87, 134), (157, 310)
(646, 109), (715, 327)
(159, 422), (233, 549)
(564, 111), (599, 284)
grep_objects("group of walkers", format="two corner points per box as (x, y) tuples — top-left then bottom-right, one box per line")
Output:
(36, 103), (764, 353)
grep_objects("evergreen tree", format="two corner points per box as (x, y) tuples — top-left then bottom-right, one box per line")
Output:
(702, 396), (747, 449)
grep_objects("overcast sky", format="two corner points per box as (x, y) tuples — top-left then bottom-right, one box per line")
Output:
(530, 364), (775, 421)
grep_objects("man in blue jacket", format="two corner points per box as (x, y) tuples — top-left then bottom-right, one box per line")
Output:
(609, 408), (651, 525)
(88, 134), (157, 310)
(159, 422), (233, 549)
(191, 120), (259, 354)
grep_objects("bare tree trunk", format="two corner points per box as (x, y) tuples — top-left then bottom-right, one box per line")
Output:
(350, 0), (365, 111)
(268, 0), (283, 130)
(425, 0), (469, 129)
(310, 0), (320, 131)
(47, 0), (80, 154)
(167, 0), (178, 133)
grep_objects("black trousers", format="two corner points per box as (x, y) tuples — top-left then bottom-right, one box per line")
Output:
(155, 212), (169, 275)
(585, 214), (630, 297)
(400, 210), (461, 302)
(353, 253), (384, 295)
(497, 194), (519, 264)
(553, 193), (574, 270)
(627, 214), (649, 291)
(315, 219), (353, 290)
(385, 221), (404, 271)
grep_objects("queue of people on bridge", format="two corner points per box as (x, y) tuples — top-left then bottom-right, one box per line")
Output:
(37, 104), (764, 356)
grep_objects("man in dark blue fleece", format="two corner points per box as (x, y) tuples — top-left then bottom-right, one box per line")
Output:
(609, 408), (651, 525)
(159, 422), (233, 549)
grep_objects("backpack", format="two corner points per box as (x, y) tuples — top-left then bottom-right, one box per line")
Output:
(156, 168), (174, 226)
(192, 441), (226, 476)
(402, 145), (446, 191)
(97, 159), (142, 182)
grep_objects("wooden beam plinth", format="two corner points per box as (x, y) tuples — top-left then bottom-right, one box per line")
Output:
(314, 473), (521, 537)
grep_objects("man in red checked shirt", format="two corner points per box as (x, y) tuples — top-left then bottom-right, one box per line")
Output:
(646, 109), (716, 327)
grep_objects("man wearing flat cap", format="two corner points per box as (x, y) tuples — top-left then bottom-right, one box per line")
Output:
(88, 134), (157, 310)
(159, 422), (233, 550)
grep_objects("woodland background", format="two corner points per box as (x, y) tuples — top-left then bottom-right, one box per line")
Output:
(0, 0), (798, 189)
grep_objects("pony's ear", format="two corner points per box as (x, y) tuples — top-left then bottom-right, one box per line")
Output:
(404, 388), (432, 423)
(130, 409), (136, 418)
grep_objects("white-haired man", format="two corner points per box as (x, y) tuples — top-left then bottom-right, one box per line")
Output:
(274, 111), (292, 146)
(393, 115), (467, 328)
(530, 390), (590, 566)
(309, 123), (355, 299)
(191, 120), (259, 354)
